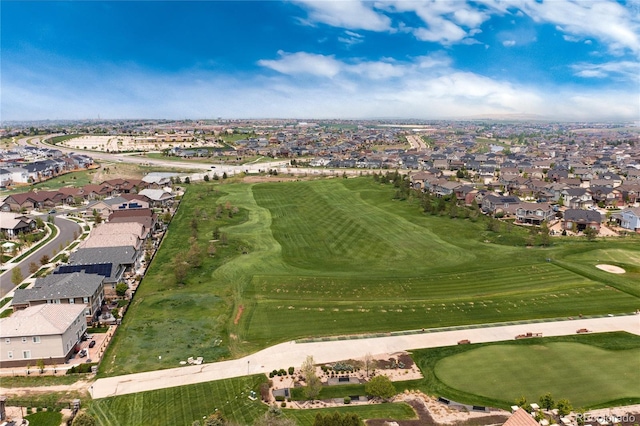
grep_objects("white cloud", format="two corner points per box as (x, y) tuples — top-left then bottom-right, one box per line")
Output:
(517, 0), (640, 54)
(257, 51), (342, 78)
(338, 30), (365, 46)
(381, 1), (490, 45)
(572, 61), (640, 80)
(503, 40), (516, 47)
(2, 51), (638, 122)
(291, 0), (391, 31)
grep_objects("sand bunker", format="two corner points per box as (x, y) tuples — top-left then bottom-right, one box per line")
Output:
(596, 264), (626, 274)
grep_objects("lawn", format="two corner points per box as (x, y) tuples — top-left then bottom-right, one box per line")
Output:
(411, 332), (640, 409)
(102, 177), (640, 376)
(88, 374), (417, 426)
(89, 375), (267, 426)
(24, 411), (63, 426)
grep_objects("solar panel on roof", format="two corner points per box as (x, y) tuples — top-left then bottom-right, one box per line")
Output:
(55, 263), (113, 277)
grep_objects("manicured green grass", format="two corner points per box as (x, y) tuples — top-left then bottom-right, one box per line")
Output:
(88, 373), (416, 426)
(0, 374), (84, 387)
(410, 332), (640, 409)
(103, 178), (640, 376)
(283, 402), (417, 426)
(89, 375), (268, 426)
(436, 342), (640, 408)
(24, 411), (63, 426)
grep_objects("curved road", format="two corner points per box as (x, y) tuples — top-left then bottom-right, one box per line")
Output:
(91, 314), (640, 399)
(0, 216), (81, 298)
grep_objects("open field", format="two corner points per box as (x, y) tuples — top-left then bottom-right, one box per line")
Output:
(411, 332), (640, 409)
(102, 178), (640, 376)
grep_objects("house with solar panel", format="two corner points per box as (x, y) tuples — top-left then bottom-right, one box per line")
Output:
(10, 271), (105, 324)
(66, 246), (140, 298)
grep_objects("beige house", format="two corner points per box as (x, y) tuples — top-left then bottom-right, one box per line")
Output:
(0, 304), (87, 368)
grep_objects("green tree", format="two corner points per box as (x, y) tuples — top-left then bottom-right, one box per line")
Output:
(539, 392), (555, 410)
(173, 252), (189, 284)
(515, 395), (527, 408)
(115, 282), (129, 297)
(556, 399), (572, 416)
(254, 406), (296, 426)
(539, 222), (551, 247)
(301, 355), (321, 400)
(185, 176), (191, 184)
(204, 411), (226, 426)
(204, 174), (210, 182)
(363, 352), (376, 378)
(584, 226), (597, 241)
(72, 411), (97, 426)
(11, 267), (24, 286)
(365, 375), (396, 401)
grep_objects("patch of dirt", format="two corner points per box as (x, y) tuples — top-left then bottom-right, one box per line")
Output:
(596, 264), (626, 274)
(234, 305), (244, 325)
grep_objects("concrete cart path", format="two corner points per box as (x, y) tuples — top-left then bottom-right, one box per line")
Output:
(91, 315), (640, 399)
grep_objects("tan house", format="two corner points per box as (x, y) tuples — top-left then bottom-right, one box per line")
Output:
(0, 304), (87, 368)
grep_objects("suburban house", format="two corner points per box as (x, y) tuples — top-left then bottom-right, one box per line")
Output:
(614, 207), (640, 232)
(0, 304), (87, 368)
(66, 245), (140, 297)
(80, 232), (142, 250)
(563, 209), (602, 232)
(83, 196), (148, 219)
(89, 221), (149, 242)
(515, 202), (555, 225)
(138, 188), (175, 207)
(481, 194), (521, 216)
(561, 188), (594, 209)
(108, 208), (159, 231)
(0, 212), (35, 237)
(11, 271), (105, 323)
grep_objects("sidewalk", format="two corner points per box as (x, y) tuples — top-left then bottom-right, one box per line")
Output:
(91, 314), (640, 399)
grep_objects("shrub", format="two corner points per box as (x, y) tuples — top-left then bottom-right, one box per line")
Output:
(275, 395), (285, 402)
(344, 396), (351, 404)
(278, 368), (287, 376)
(288, 366), (295, 375)
(281, 402), (287, 408)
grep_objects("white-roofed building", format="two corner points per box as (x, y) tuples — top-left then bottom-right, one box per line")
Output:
(0, 212), (35, 237)
(0, 304), (86, 368)
(138, 188), (175, 206)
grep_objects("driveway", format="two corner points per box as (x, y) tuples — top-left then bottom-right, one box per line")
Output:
(91, 314), (640, 399)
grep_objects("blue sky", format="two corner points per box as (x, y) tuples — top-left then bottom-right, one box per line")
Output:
(2, 1), (639, 121)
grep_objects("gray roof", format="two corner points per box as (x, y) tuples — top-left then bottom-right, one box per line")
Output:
(68, 246), (137, 282)
(70, 246), (137, 266)
(11, 271), (103, 306)
(564, 209), (602, 223)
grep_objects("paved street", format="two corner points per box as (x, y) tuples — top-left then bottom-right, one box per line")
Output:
(0, 216), (81, 298)
(91, 314), (640, 399)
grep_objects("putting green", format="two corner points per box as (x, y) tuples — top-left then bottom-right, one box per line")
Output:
(434, 342), (640, 407)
